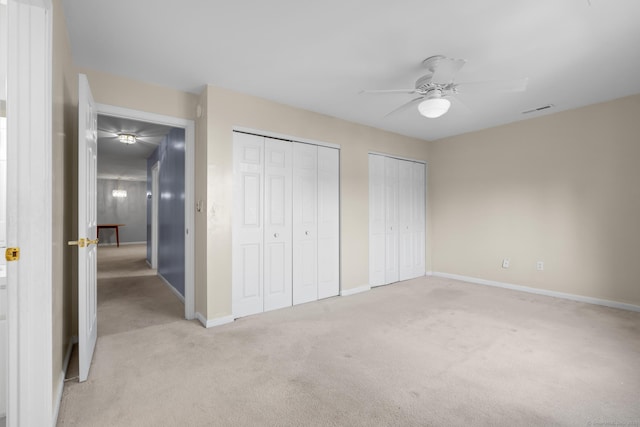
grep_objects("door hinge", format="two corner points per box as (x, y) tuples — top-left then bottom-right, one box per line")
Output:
(5, 247), (20, 262)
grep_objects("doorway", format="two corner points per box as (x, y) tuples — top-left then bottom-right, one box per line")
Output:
(95, 105), (195, 320)
(95, 113), (190, 317)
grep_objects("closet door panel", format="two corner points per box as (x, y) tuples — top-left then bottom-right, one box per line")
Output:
(369, 154), (386, 287)
(293, 143), (318, 305)
(232, 133), (265, 317)
(384, 156), (399, 284)
(317, 146), (339, 299)
(398, 160), (414, 281)
(413, 162), (426, 277)
(263, 138), (293, 312)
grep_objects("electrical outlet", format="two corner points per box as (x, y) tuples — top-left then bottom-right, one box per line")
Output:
(502, 258), (510, 269)
(536, 261), (544, 271)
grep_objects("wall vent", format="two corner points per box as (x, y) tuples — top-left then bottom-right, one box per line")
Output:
(522, 104), (555, 114)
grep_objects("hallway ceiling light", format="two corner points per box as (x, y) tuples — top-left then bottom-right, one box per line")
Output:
(118, 133), (137, 144)
(112, 189), (127, 198)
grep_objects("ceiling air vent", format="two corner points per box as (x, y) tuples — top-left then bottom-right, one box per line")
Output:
(522, 104), (554, 114)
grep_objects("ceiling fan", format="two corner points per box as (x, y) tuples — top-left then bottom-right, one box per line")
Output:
(362, 55), (528, 118)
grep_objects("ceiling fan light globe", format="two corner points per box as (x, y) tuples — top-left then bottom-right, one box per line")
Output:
(418, 98), (451, 118)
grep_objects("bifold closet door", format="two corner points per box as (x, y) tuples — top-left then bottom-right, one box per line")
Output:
(369, 154), (386, 287)
(293, 143), (318, 305)
(398, 159), (414, 281)
(263, 138), (293, 312)
(370, 154), (426, 287)
(317, 146), (339, 299)
(232, 133), (265, 318)
(384, 156), (399, 285)
(412, 162), (426, 277)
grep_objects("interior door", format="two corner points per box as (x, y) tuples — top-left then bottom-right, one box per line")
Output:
(76, 74), (98, 382)
(398, 160), (414, 281)
(413, 162), (426, 277)
(263, 138), (292, 312)
(232, 132), (265, 317)
(384, 156), (399, 284)
(292, 143), (318, 305)
(317, 146), (339, 299)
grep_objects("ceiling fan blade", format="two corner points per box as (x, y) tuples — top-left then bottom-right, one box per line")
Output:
(360, 89), (417, 95)
(430, 57), (466, 84)
(384, 96), (424, 118)
(454, 77), (529, 94)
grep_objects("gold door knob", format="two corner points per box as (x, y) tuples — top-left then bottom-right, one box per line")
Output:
(68, 238), (86, 248)
(86, 238), (99, 246)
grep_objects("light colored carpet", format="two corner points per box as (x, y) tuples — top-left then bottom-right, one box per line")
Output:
(58, 255), (640, 426)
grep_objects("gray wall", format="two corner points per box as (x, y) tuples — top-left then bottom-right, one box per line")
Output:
(147, 128), (185, 296)
(97, 179), (147, 244)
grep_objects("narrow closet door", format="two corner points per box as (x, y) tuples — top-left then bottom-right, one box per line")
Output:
(413, 162), (426, 277)
(232, 133), (265, 318)
(384, 156), (399, 284)
(317, 146), (339, 299)
(263, 138), (293, 312)
(369, 154), (386, 287)
(293, 143), (318, 305)
(398, 160), (414, 281)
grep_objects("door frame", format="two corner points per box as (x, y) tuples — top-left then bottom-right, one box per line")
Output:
(96, 103), (195, 320)
(151, 161), (160, 269)
(6, 0), (53, 425)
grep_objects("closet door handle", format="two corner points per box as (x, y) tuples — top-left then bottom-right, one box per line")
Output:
(274, 233), (279, 238)
(305, 231), (309, 236)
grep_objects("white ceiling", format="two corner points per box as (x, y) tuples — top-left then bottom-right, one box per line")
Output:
(97, 115), (173, 181)
(63, 0), (640, 141)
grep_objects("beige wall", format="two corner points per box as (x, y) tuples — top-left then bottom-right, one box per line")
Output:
(195, 90), (208, 316)
(429, 94), (640, 306)
(203, 85), (429, 319)
(52, 0), (78, 409)
(76, 67), (199, 121)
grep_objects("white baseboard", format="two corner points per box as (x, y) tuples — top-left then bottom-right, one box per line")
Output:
(340, 284), (371, 297)
(53, 335), (77, 425)
(432, 272), (640, 313)
(157, 273), (185, 304)
(426, 271), (433, 276)
(98, 241), (146, 247)
(196, 312), (235, 328)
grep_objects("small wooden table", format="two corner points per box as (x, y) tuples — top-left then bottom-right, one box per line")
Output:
(97, 224), (125, 247)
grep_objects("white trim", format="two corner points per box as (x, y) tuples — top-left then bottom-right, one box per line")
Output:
(53, 337), (76, 426)
(426, 271), (433, 276)
(98, 241), (146, 247)
(196, 312), (235, 328)
(95, 103), (196, 320)
(432, 272), (640, 313)
(6, 0), (53, 425)
(233, 126), (341, 149)
(340, 284), (371, 297)
(368, 151), (427, 164)
(157, 273), (185, 304)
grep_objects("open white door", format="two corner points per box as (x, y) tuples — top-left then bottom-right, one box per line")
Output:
(74, 74), (98, 382)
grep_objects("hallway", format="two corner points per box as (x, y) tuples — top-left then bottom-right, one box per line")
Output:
(64, 244), (184, 379)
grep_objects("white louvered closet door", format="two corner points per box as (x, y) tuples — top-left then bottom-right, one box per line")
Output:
(232, 133), (265, 318)
(369, 154), (386, 287)
(317, 146), (340, 299)
(263, 138), (293, 312)
(293, 143), (319, 305)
